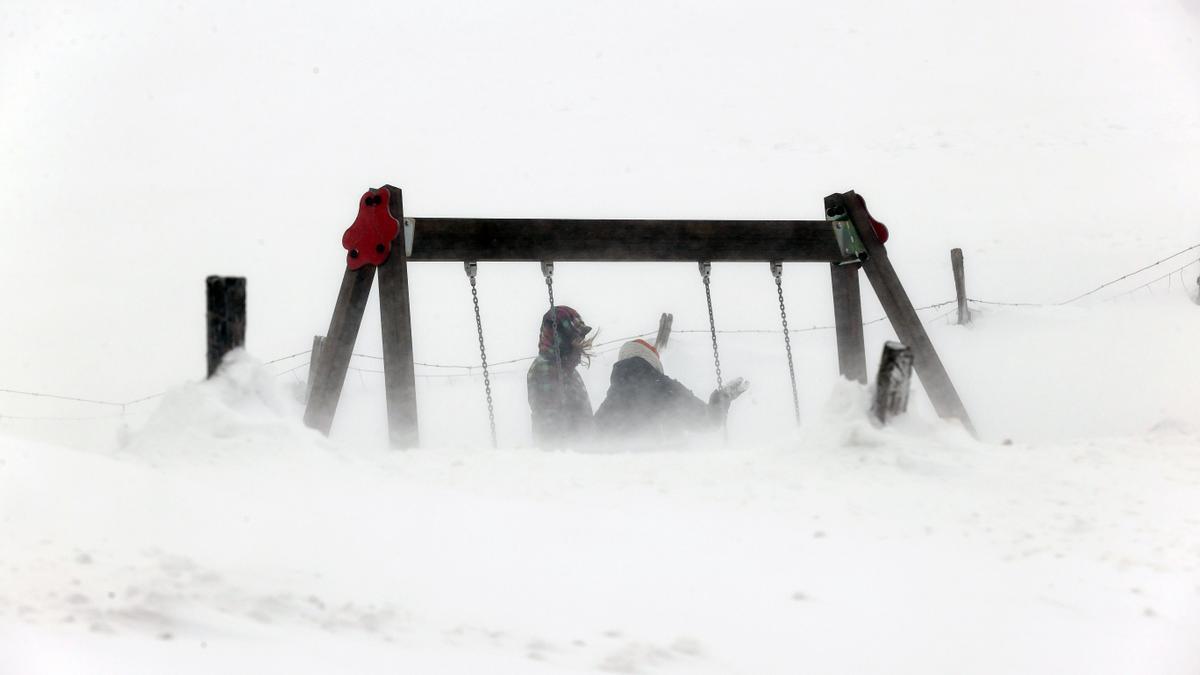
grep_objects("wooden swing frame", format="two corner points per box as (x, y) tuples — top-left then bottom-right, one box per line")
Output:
(303, 186), (974, 447)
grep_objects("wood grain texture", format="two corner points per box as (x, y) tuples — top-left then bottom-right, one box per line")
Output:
(871, 341), (914, 424)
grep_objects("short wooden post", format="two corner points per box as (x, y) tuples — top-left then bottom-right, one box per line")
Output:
(871, 341), (914, 424)
(305, 335), (326, 403)
(655, 313), (674, 350)
(830, 263), (868, 383)
(206, 276), (246, 378)
(951, 248), (970, 325)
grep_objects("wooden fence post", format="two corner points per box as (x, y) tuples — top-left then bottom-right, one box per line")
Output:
(305, 335), (326, 403)
(206, 276), (246, 378)
(655, 313), (674, 350)
(951, 248), (970, 325)
(871, 341), (914, 425)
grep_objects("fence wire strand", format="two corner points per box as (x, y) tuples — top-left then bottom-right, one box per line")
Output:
(969, 242), (1200, 307)
(5, 243), (1200, 421)
(1106, 255), (1200, 300)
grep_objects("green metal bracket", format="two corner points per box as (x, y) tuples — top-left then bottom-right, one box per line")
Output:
(829, 216), (867, 264)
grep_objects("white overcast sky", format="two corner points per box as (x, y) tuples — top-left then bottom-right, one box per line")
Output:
(1, 0), (1197, 400)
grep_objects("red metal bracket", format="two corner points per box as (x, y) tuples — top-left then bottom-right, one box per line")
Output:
(342, 187), (400, 270)
(853, 193), (889, 244)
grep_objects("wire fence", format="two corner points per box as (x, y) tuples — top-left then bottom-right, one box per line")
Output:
(965, 244), (1200, 307)
(3, 243), (1198, 423)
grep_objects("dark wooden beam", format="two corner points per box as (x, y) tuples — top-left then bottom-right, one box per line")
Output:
(303, 265), (375, 435)
(830, 191), (975, 434)
(377, 185), (420, 449)
(405, 218), (842, 262)
(829, 263), (868, 383)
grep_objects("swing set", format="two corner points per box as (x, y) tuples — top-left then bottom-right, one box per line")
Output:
(303, 185), (974, 447)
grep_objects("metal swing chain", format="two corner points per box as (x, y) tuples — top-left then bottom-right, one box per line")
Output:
(465, 262), (497, 448)
(772, 262), (800, 424)
(542, 261), (557, 326)
(700, 261), (730, 442)
(542, 262), (561, 369)
(699, 262), (723, 390)
(541, 261), (567, 417)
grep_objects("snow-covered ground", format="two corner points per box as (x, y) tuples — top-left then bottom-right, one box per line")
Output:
(3, 0), (1200, 672)
(3, 348), (1200, 674)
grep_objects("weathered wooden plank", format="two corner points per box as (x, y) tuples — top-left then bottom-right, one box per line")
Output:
(303, 265), (375, 435)
(405, 218), (842, 262)
(304, 335), (326, 404)
(377, 184), (420, 449)
(830, 191), (975, 434)
(655, 312), (674, 350)
(951, 248), (970, 325)
(871, 341), (915, 425)
(206, 276), (246, 378)
(829, 263), (868, 383)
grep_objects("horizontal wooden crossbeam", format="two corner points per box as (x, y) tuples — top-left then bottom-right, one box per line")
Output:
(405, 218), (843, 262)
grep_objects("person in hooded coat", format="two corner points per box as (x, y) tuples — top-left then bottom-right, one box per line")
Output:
(527, 305), (595, 447)
(593, 339), (747, 439)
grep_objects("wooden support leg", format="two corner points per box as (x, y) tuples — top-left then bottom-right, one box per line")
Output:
(830, 263), (868, 383)
(831, 191), (976, 435)
(303, 266), (376, 435)
(377, 185), (420, 449)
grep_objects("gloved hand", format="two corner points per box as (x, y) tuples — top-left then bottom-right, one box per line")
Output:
(708, 377), (750, 409)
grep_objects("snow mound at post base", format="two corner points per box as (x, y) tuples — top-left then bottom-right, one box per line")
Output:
(791, 378), (983, 479)
(119, 349), (325, 463)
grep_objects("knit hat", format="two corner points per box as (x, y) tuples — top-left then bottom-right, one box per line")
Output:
(617, 339), (662, 373)
(538, 306), (592, 355)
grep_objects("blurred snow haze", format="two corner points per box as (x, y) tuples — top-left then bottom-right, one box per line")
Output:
(2, 1), (1200, 673)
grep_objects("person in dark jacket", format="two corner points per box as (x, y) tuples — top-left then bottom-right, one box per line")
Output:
(527, 306), (596, 447)
(594, 339), (748, 439)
